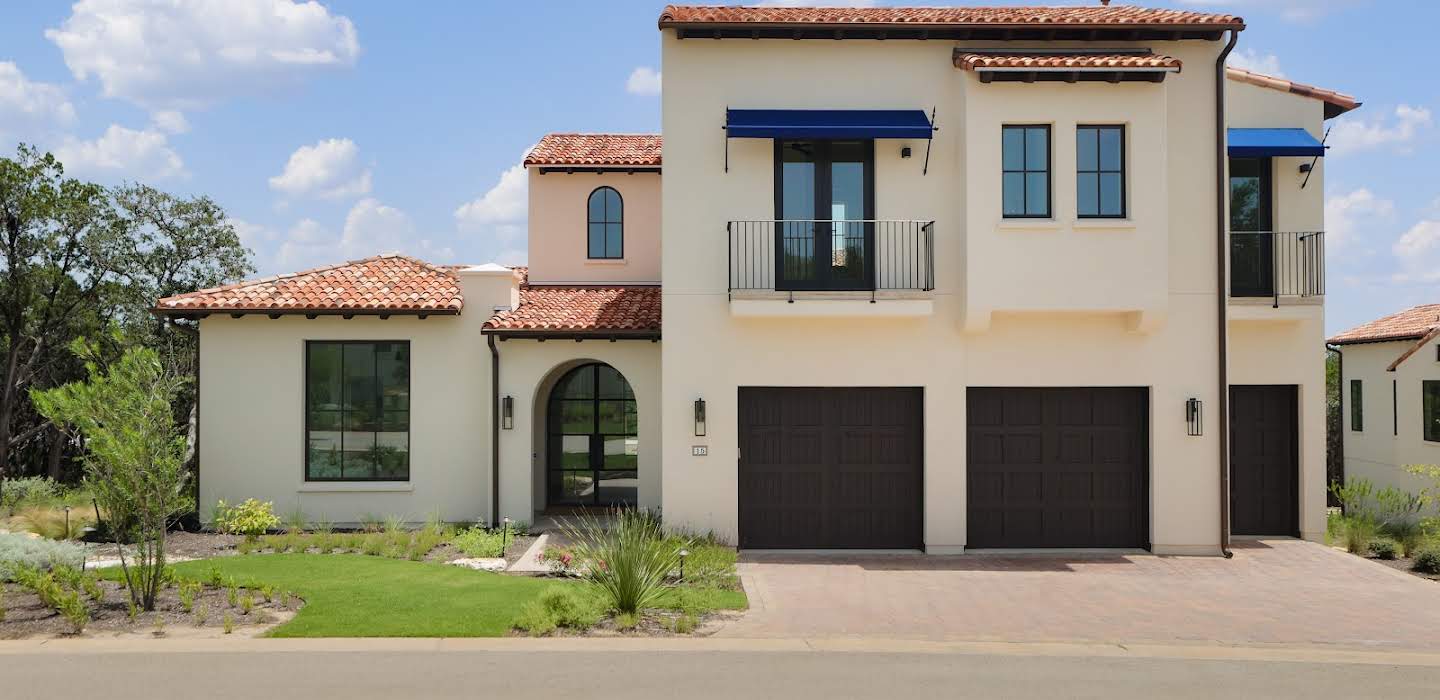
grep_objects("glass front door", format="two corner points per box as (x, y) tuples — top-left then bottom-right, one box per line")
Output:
(546, 363), (638, 507)
(776, 139), (874, 290)
(1229, 157), (1274, 297)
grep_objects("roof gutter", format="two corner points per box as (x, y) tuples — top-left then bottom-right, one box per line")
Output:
(488, 333), (501, 527)
(1215, 28), (1239, 559)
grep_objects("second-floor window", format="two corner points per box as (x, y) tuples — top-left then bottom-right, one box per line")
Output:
(587, 186), (623, 259)
(1077, 125), (1125, 218)
(1002, 125), (1050, 218)
(1350, 379), (1363, 432)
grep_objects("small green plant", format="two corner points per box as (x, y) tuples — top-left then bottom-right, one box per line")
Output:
(223, 612), (235, 634)
(54, 588), (90, 633)
(213, 498), (281, 541)
(260, 585), (274, 603)
(1331, 479), (1380, 554)
(359, 513), (384, 534)
(239, 592), (254, 615)
(152, 616), (166, 637)
(559, 508), (680, 615)
(127, 598), (139, 623)
(512, 587), (605, 636)
(613, 612), (640, 630)
(1377, 487), (1427, 557)
(0, 476), (62, 516)
(1341, 516), (1379, 555)
(280, 590), (292, 609)
(178, 581), (199, 613)
(311, 518), (334, 536)
(362, 536), (386, 557)
(227, 584), (239, 608)
(205, 565), (224, 587)
(82, 574), (105, 603)
(384, 514), (407, 534)
(282, 507), (307, 535)
(1413, 546), (1440, 575)
(671, 611), (699, 634)
(1368, 538), (1398, 560)
(194, 604), (209, 626)
(236, 539), (255, 555)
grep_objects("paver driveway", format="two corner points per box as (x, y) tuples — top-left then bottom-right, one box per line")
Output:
(718, 539), (1440, 649)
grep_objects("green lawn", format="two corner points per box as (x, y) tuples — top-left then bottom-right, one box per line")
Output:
(168, 554), (745, 637)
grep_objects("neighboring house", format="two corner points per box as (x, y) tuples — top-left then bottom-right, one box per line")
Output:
(156, 5), (1362, 555)
(1329, 305), (1440, 501)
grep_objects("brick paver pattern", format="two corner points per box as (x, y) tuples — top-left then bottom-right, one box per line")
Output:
(719, 540), (1440, 649)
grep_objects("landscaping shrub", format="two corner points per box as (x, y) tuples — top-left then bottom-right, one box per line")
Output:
(513, 586), (605, 636)
(1413, 547), (1440, 575)
(560, 508), (680, 615)
(8, 505), (96, 540)
(678, 541), (739, 588)
(452, 524), (520, 558)
(1377, 487), (1427, 557)
(1330, 479), (1379, 554)
(1341, 516), (1379, 555)
(213, 499), (281, 541)
(1368, 538), (1398, 560)
(0, 532), (86, 580)
(0, 476), (62, 516)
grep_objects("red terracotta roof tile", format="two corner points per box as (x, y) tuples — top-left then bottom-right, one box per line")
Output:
(524, 134), (662, 168)
(1328, 304), (1440, 345)
(659, 5), (1243, 30)
(155, 254), (463, 315)
(956, 52), (1181, 71)
(483, 270), (660, 335)
(1226, 67), (1361, 118)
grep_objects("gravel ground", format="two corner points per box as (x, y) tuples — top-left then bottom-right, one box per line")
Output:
(0, 578), (294, 640)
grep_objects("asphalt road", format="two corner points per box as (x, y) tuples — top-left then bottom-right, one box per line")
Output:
(5, 643), (1440, 699)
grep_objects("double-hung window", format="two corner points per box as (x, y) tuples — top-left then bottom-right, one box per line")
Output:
(306, 341), (410, 481)
(1424, 380), (1440, 442)
(1077, 125), (1125, 218)
(1002, 125), (1051, 218)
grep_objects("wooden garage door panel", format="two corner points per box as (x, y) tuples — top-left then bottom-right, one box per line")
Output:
(739, 387), (923, 549)
(967, 387), (1149, 549)
(1230, 385), (1298, 537)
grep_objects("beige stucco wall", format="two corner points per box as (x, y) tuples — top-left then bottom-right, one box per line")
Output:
(525, 169), (662, 285)
(1341, 340), (1440, 504)
(659, 35), (1237, 554)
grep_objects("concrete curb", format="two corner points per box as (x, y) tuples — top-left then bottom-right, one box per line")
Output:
(3, 636), (1440, 666)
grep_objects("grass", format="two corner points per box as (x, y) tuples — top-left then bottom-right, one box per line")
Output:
(170, 554), (562, 637)
(165, 553), (745, 637)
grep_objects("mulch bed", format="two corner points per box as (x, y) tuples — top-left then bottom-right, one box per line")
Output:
(425, 535), (538, 566)
(0, 578), (294, 640)
(508, 608), (745, 638)
(83, 530), (539, 567)
(1367, 554), (1440, 582)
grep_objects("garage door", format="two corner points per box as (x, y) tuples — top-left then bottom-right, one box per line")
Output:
(967, 388), (1148, 548)
(738, 387), (923, 549)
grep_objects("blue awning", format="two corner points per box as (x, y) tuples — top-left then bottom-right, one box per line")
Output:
(1228, 128), (1325, 157)
(726, 109), (934, 139)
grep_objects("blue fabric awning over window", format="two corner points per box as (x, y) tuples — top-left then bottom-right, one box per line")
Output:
(726, 109), (934, 139)
(1227, 128), (1325, 157)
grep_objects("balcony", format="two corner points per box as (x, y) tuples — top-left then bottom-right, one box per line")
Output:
(1229, 231), (1325, 309)
(727, 220), (934, 316)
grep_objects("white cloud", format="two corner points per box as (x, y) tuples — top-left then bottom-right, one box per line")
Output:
(54, 124), (186, 180)
(1325, 188), (1393, 249)
(455, 163), (526, 229)
(1391, 220), (1440, 285)
(45, 0), (359, 110)
(626, 67), (662, 97)
(1328, 105), (1433, 156)
(1179, 0), (1347, 23)
(274, 199), (453, 271)
(268, 138), (372, 200)
(1226, 49), (1283, 77)
(150, 110), (189, 134)
(0, 62), (77, 141)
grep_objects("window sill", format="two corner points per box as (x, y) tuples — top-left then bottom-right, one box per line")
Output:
(585, 259), (628, 266)
(1072, 218), (1136, 231)
(298, 482), (413, 493)
(997, 218), (1061, 231)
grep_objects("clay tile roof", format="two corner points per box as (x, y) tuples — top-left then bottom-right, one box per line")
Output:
(524, 134), (663, 168)
(1226, 67), (1361, 118)
(658, 5), (1244, 30)
(483, 270), (661, 335)
(956, 52), (1181, 71)
(154, 254), (463, 315)
(1328, 304), (1440, 345)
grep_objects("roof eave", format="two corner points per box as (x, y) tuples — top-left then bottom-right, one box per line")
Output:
(152, 307), (462, 319)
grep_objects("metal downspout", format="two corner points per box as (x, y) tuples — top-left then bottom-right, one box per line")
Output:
(1216, 29), (1239, 559)
(488, 333), (500, 528)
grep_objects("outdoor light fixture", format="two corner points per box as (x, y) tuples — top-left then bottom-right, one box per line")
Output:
(501, 517), (511, 551)
(1186, 398), (1203, 437)
(693, 398), (706, 437)
(501, 395), (514, 430)
(678, 548), (690, 581)
(901, 146), (913, 159)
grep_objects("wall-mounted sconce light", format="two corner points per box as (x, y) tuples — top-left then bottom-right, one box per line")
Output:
(900, 146), (913, 159)
(501, 395), (514, 430)
(1185, 397), (1203, 437)
(694, 398), (706, 437)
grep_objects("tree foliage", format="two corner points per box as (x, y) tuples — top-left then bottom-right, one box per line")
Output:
(31, 339), (191, 610)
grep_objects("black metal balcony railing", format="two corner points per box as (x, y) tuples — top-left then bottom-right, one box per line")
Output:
(1229, 231), (1326, 307)
(727, 220), (935, 296)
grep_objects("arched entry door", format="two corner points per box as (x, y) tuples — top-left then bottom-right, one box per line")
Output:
(547, 363), (638, 507)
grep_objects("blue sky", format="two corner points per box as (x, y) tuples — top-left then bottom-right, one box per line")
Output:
(0, 1), (1436, 335)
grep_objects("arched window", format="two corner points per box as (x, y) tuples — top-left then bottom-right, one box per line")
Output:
(587, 186), (623, 259)
(547, 363), (637, 506)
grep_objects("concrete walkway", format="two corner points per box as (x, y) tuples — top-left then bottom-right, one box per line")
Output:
(719, 539), (1440, 650)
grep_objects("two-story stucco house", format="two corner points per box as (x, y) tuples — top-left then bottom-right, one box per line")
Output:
(156, 5), (1360, 556)
(1329, 305), (1440, 503)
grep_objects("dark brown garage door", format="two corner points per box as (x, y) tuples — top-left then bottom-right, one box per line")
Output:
(738, 387), (923, 549)
(967, 388), (1148, 548)
(1230, 385), (1298, 537)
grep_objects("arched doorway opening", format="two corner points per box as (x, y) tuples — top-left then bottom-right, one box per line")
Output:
(546, 362), (638, 507)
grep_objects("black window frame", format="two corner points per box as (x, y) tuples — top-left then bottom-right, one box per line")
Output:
(586, 186), (624, 260)
(771, 138), (877, 291)
(1076, 124), (1126, 219)
(546, 362), (639, 507)
(1424, 380), (1440, 443)
(1350, 379), (1363, 432)
(1001, 124), (1052, 219)
(304, 340), (411, 482)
